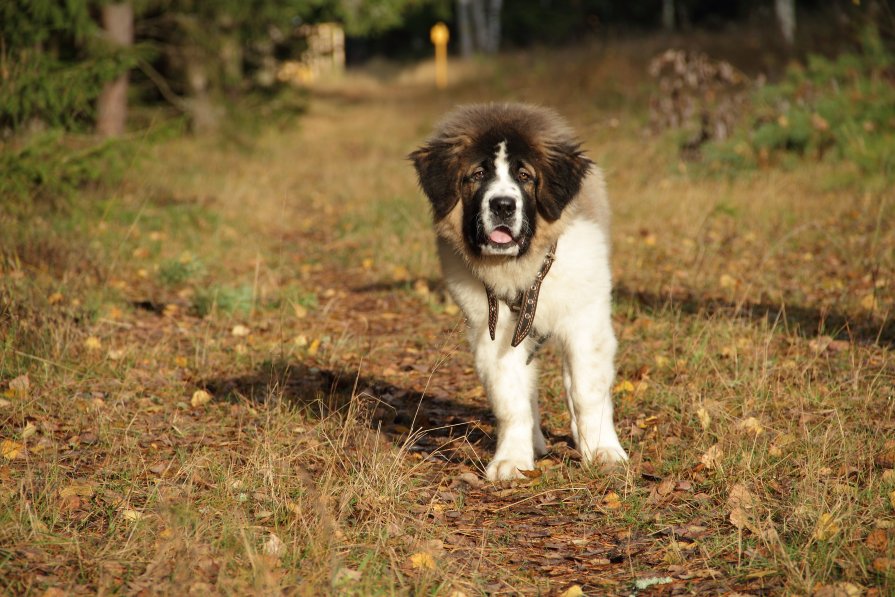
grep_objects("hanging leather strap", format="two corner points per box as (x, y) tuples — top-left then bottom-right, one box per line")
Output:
(485, 243), (557, 348)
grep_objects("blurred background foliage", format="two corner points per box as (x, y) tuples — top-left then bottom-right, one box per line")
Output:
(0, 0), (893, 206)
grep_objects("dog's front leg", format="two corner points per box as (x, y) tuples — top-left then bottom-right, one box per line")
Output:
(472, 326), (539, 481)
(562, 325), (628, 467)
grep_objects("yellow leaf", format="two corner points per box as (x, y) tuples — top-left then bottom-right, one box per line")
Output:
(263, 532), (286, 557)
(701, 444), (724, 470)
(602, 491), (622, 510)
(48, 292), (64, 305)
(558, 585), (585, 597)
(719, 274), (736, 289)
(408, 552), (436, 571)
(1, 439), (24, 460)
(738, 416), (764, 436)
(191, 390), (212, 408)
(9, 374), (30, 397)
(307, 338), (321, 357)
(729, 506), (749, 530)
(59, 482), (94, 498)
(392, 265), (410, 282)
(613, 380), (635, 395)
(696, 407), (711, 430)
(174, 356), (189, 367)
(362, 258), (374, 270)
(814, 513), (840, 541)
(292, 302), (308, 318)
(293, 335), (309, 347)
(84, 336), (102, 351)
(413, 279), (430, 297)
(860, 293), (877, 311)
(443, 303), (459, 315)
(21, 422), (37, 439)
(122, 509), (144, 521)
(231, 324), (250, 337)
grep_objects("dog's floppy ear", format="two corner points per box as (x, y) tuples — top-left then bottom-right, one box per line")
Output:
(537, 142), (593, 221)
(409, 141), (460, 221)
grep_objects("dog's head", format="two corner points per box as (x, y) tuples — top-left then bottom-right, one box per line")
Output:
(409, 103), (592, 259)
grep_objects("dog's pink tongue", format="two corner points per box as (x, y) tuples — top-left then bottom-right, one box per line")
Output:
(489, 228), (513, 244)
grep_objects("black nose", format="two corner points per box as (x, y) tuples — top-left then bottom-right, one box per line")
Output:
(489, 196), (516, 220)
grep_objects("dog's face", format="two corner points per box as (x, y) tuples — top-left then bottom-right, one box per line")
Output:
(410, 104), (592, 259)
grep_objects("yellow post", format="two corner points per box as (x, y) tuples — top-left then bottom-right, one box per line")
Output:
(430, 22), (449, 89)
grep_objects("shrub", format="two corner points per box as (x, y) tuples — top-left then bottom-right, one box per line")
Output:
(703, 28), (895, 181)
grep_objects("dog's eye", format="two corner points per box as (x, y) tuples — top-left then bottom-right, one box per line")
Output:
(518, 168), (532, 182)
(470, 169), (485, 182)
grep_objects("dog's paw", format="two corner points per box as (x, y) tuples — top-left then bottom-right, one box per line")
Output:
(583, 445), (629, 467)
(486, 458), (535, 481)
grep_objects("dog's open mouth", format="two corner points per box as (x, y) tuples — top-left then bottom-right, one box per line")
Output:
(488, 226), (516, 246)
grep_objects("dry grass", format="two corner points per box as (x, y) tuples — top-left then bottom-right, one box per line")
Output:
(2, 33), (894, 595)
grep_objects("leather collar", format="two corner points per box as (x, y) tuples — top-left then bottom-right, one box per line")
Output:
(485, 243), (557, 348)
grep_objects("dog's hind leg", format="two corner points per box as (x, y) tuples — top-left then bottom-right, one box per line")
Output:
(561, 327), (628, 467)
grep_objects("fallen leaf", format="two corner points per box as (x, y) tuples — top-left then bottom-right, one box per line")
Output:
(454, 472), (484, 489)
(866, 528), (889, 552)
(700, 444), (724, 470)
(231, 324), (250, 337)
(41, 588), (67, 597)
(873, 557), (895, 573)
(602, 491), (622, 510)
(8, 374), (30, 397)
(122, 509), (144, 521)
(292, 302), (308, 318)
(392, 265), (410, 282)
(696, 407), (711, 430)
(21, 422), (38, 439)
(860, 293), (877, 312)
(813, 513), (840, 541)
(1, 439), (24, 460)
(813, 582), (863, 597)
(263, 532), (286, 557)
(729, 507), (749, 531)
(519, 468), (542, 480)
(84, 336), (102, 351)
(307, 338), (321, 356)
(408, 551), (436, 571)
(60, 482), (94, 499)
(48, 292), (64, 305)
(738, 417), (764, 436)
(191, 390), (212, 408)
(613, 380), (635, 395)
(719, 274), (736, 289)
(558, 585), (584, 597)
(634, 577), (673, 590)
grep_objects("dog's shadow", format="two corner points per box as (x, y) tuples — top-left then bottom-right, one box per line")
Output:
(199, 361), (527, 468)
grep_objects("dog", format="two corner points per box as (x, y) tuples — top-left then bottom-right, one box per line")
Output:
(410, 103), (628, 481)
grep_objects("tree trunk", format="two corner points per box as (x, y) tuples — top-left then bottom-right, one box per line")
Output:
(486, 0), (502, 54)
(775, 0), (796, 46)
(457, 0), (474, 58)
(96, 3), (134, 137)
(470, 0), (488, 53)
(662, 0), (675, 31)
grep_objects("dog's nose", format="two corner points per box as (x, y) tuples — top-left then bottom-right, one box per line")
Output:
(489, 196), (516, 220)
